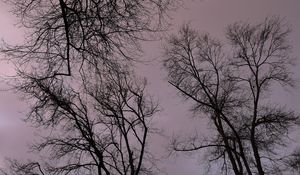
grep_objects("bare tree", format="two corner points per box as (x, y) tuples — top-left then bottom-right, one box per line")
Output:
(2, 0), (172, 78)
(2, 66), (158, 175)
(163, 17), (299, 175)
(0, 0), (169, 174)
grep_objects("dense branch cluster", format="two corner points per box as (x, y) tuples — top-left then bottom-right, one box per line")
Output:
(3, 0), (171, 78)
(164, 17), (299, 175)
(1, 0), (171, 174)
(1, 0), (300, 174)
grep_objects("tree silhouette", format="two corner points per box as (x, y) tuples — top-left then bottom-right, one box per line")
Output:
(1, 0), (170, 174)
(164, 17), (299, 175)
(2, 67), (158, 175)
(3, 0), (171, 78)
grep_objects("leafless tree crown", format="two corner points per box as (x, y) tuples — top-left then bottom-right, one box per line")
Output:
(1, 0), (171, 174)
(164, 17), (299, 175)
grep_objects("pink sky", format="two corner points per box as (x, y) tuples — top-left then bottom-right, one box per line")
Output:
(0, 0), (300, 174)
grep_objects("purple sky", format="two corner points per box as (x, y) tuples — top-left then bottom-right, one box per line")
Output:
(0, 0), (300, 174)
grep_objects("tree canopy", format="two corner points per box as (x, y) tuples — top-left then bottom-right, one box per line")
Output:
(164, 17), (299, 175)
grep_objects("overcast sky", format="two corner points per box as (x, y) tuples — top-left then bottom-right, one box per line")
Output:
(0, 0), (300, 174)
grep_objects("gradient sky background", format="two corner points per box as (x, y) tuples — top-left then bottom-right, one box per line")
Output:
(0, 0), (300, 174)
